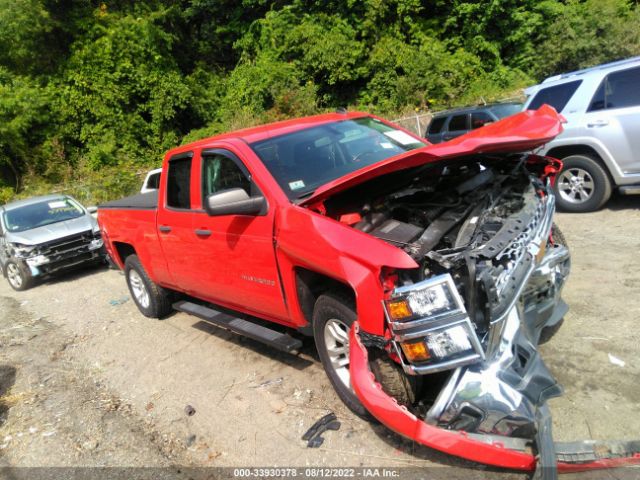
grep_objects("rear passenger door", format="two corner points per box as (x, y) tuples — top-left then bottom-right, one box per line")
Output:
(585, 66), (640, 173)
(156, 152), (199, 288)
(443, 114), (470, 142)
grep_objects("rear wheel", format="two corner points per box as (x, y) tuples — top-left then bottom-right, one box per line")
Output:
(313, 292), (369, 418)
(5, 260), (33, 291)
(124, 255), (172, 318)
(554, 155), (612, 212)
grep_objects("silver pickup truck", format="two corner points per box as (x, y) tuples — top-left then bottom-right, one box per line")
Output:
(0, 195), (105, 290)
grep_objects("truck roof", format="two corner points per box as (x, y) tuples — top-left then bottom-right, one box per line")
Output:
(167, 111), (369, 157)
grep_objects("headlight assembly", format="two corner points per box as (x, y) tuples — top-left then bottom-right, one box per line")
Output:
(384, 274), (485, 374)
(11, 243), (38, 258)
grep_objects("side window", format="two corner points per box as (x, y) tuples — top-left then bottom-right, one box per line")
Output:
(448, 114), (468, 132)
(428, 117), (446, 134)
(471, 111), (493, 129)
(166, 156), (192, 209)
(528, 80), (582, 113)
(202, 153), (251, 198)
(589, 66), (640, 112)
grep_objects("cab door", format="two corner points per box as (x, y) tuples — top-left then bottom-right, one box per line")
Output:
(189, 148), (288, 322)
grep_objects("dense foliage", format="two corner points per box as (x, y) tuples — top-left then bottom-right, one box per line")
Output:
(1, 0), (639, 204)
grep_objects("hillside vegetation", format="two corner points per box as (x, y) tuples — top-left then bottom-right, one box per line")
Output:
(1, 0), (639, 204)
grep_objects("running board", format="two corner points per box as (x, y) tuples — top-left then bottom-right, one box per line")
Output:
(619, 185), (640, 195)
(173, 301), (303, 354)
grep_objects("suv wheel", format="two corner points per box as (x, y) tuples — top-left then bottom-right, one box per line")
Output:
(554, 155), (612, 212)
(124, 255), (173, 318)
(312, 292), (369, 418)
(5, 260), (33, 291)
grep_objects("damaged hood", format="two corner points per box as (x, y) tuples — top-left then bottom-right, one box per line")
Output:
(300, 105), (563, 207)
(6, 214), (97, 246)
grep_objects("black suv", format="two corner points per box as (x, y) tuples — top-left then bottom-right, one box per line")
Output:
(426, 102), (523, 143)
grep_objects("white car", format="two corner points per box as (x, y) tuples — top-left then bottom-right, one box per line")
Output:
(141, 168), (162, 194)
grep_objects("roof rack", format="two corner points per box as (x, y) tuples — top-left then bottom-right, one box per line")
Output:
(542, 56), (640, 83)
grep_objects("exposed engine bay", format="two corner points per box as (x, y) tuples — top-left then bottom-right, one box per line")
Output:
(326, 153), (561, 336)
(324, 154), (574, 459)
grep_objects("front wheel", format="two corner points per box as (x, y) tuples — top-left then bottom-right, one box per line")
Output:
(553, 155), (612, 212)
(5, 260), (33, 291)
(124, 254), (173, 318)
(313, 292), (369, 418)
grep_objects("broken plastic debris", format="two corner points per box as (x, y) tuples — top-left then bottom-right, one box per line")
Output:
(608, 353), (626, 367)
(302, 413), (341, 448)
(252, 377), (283, 388)
(109, 296), (130, 306)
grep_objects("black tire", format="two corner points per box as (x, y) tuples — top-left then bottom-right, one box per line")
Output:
(369, 354), (420, 408)
(124, 254), (172, 319)
(553, 154), (612, 212)
(312, 292), (369, 418)
(4, 259), (33, 291)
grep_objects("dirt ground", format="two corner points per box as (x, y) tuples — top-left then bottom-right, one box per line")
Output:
(1, 195), (640, 478)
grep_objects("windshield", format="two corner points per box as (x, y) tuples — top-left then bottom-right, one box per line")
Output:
(250, 117), (426, 200)
(488, 103), (523, 119)
(3, 197), (85, 233)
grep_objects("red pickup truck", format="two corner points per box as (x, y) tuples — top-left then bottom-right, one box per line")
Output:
(98, 108), (639, 475)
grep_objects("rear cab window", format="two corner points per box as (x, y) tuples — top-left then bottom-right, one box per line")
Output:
(589, 66), (640, 111)
(527, 80), (582, 113)
(166, 153), (193, 209)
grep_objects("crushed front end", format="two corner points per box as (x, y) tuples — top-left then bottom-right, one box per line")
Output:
(330, 154), (640, 475)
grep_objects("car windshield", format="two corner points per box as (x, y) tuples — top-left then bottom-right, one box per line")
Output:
(3, 197), (85, 233)
(250, 117), (426, 200)
(488, 103), (523, 119)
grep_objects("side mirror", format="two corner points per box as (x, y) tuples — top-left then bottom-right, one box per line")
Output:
(205, 188), (266, 216)
(86, 206), (98, 214)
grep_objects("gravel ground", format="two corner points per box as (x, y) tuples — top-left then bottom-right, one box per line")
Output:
(1, 195), (640, 478)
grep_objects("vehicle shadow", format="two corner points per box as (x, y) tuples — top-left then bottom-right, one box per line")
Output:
(0, 365), (17, 428)
(190, 320), (317, 371)
(603, 193), (640, 211)
(40, 261), (110, 287)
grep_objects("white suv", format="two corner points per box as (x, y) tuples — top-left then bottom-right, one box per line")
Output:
(524, 56), (640, 212)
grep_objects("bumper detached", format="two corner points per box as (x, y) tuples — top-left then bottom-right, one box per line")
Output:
(349, 323), (640, 474)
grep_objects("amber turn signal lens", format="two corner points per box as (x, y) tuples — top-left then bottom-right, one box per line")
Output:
(386, 299), (412, 320)
(400, 341), (431, 363)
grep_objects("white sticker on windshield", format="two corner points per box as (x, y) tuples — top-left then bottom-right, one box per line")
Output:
(384, 130), (418, 146)
(48, 201), (67, 209)
(289, 180), (305, 190)
(380, 142), (394, 149)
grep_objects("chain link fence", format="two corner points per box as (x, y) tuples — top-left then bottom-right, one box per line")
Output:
(390, 113), (432, 137)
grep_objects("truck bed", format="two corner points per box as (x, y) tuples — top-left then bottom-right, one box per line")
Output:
(99, 191), (158, 210)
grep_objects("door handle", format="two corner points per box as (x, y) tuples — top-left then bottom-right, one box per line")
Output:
(159, 225), (172, 233)
(587, 119), (609, 127)
(194, 229), (212, 237)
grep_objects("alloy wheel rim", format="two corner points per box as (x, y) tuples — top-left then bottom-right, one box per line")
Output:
(557, 168), (595, 204)
(129, 270), (150, 308)
(323, 318), (351, 390)
(7, 263), (22, 288)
